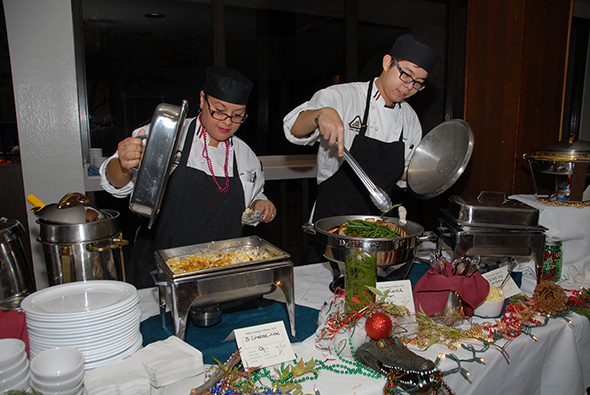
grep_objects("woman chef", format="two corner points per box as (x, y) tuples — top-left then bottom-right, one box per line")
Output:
(283, 34), (439, 221)
(100, 66), (277, 289)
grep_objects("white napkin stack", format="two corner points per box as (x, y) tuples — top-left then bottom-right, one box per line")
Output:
(140, 336), (205, 391)
(84, 352), (151, 395)
(84, 336), (205, 395)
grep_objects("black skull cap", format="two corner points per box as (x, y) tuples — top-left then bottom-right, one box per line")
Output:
(389, 34), (439, 74)
(204, 66), (253, 105)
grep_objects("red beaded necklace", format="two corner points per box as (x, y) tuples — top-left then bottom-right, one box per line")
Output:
(200, 124), (230, 193)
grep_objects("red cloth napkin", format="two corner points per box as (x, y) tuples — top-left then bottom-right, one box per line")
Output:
(0, 309), (29, 357)
(413, 261), (490, 317)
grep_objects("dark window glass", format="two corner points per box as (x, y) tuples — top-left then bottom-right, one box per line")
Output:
(82, 0), (212, 158)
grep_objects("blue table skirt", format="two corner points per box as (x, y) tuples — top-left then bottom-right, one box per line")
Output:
(140, 298), (319, 364)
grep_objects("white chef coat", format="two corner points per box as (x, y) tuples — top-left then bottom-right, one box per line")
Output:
(99, 116), (268, 208)
(283, 78), (422, 188)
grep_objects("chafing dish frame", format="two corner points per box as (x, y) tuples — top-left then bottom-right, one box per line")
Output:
(152, 236), (295, 340)
(437, 215), (547, 278)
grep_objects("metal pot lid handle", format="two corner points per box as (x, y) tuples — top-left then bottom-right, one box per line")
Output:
(407, 119), (475, 199)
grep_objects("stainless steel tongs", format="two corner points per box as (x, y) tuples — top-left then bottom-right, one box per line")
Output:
(336, 143), (393, 213)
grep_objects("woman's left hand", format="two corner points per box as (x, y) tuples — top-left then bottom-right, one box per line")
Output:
(251, 200), (277, 223)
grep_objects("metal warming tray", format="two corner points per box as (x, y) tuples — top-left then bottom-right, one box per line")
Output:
(154, 235), (291, 279)
(152, 236), (295, 340)
(437, 192), (547, 277)
(442, 192), (541, 230)
(129, 100), (189, 228)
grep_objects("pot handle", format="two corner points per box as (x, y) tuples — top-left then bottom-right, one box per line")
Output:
(86, 234), (129, 252)
(302, 222), (316, 235)
(418, 230), (438, 244)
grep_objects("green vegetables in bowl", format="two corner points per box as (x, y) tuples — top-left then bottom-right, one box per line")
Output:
(341, 219), (402, 238)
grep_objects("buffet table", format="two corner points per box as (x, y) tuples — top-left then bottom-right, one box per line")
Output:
(138, 259), (590, 395)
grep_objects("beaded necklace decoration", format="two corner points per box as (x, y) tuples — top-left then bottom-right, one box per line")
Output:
(200, 125), (230, 193)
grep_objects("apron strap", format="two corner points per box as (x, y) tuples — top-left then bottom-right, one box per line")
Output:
(359, 81), (373, 137)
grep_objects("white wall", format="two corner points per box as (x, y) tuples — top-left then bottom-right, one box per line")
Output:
(3, 0), (85, 289)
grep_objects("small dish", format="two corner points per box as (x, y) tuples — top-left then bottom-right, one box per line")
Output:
(0, 339), (26, 370)
(0, 351), (27, 379)
(474, 299), (505, 318)
(0, 360), (29, 389)
(30, 347), (84, 384)
(30, 367), (84, 392)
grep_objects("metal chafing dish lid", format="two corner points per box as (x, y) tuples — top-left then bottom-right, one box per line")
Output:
(129, 100), (189, 228)
(526, 138), (590, 161)
(442, 192), (542, 229)
(407, 119), (475, 199)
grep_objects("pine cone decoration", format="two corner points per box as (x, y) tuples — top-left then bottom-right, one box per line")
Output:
(533, 281), (568, 315)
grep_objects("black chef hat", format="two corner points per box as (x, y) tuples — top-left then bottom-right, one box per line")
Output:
(204, 66), (253, 105)
(389, 34), (439, 74)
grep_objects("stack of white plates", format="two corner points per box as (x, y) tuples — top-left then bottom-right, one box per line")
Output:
(0, 338), (30, 393)
(21, 281), (143, 370)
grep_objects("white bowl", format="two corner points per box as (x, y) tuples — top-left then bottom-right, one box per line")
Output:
(2, 371), (30, 392)
(30, 347), (84, 384)
(30, 378), (83, 395)
(0, 338), (26, 370)
(474, 299), (505, 318)
(0, 359), (29, 389)
(31, 367), (84, 392)
(0, 351), (27, 380)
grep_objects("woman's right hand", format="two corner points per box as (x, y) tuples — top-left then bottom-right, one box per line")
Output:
(117, 131), (146, 170)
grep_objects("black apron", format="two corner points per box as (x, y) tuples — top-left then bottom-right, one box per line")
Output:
(313, 81), (406, 221)
(127, 118), (245, 288)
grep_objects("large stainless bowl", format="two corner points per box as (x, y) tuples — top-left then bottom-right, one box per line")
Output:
(304, 215), (434, 279)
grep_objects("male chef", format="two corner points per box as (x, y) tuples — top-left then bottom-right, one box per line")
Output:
(283, 34), (439, 221)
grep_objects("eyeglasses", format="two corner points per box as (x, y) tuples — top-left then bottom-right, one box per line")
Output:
(205, 97), (248, 124)
(393, 59), (426, 91)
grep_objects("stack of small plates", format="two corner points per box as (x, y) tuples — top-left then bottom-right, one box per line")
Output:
(21, 281), (143, 370)
(0, 338), (30, 393)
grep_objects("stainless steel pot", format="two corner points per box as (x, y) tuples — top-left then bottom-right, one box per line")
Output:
(36, 210), (129, 285)
(303, 215), (436, 281)
(0, 218), (36, 310)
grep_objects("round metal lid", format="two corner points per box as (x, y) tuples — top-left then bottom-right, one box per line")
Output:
(527, 139), (590, 161)
(407, 119), (474, 199)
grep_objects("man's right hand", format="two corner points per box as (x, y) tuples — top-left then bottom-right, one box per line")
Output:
(315, 108), (345, 157)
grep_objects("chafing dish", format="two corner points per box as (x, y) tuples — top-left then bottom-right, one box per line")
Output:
(524, 137), (590, 201)
(152, 236), (295, 340)
(437, 192), (547, 278)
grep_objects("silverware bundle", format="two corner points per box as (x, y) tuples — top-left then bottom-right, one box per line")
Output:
(429, 252), (481, 277)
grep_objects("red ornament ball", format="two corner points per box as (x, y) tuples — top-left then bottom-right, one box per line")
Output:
(365, 312), (393, 340)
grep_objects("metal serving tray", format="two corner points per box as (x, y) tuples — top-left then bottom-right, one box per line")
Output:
(154, 235), (291, 279)
(129, 100), (189, 228)
(443, 192), (541, 229)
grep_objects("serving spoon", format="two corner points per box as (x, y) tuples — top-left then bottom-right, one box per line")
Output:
(336, 143), (393, 213)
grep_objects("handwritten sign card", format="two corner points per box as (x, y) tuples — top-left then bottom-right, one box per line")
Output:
(234, 321), (295, 370)
(482, 267), (521, 299)
(376, 280), (415, 314)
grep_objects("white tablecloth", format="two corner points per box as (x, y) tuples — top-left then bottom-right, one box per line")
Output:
(139, 262), (590, 395)
(511, 194), (590, 288)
